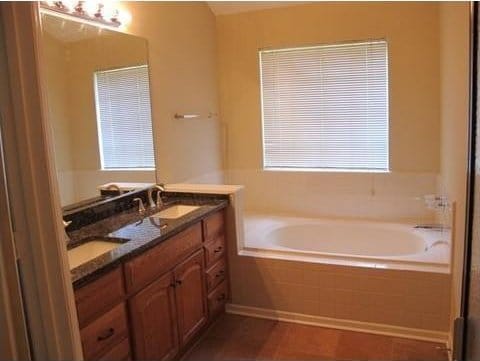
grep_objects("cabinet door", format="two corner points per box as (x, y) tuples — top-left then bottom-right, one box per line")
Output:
(129, 272), (178, 361)
(173, 250), (207, 346)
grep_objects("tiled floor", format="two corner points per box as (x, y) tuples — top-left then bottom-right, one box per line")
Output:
(184, 314), (448, 361)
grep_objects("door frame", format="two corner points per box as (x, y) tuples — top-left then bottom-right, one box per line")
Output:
(0, 2), (82, 360)
(460, 1), (478, 360)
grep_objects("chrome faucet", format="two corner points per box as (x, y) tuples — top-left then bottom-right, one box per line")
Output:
(62, 219), (72, 241)
(155, 184), (165, 209)
(133, 198), (146, 214)
(148, 184), (165, 209)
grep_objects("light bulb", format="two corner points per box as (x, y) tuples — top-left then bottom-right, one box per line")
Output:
(118, 10), (132, 26)
(60, 0), (76, 11)
(83, 0), (98, 16)
(101, 0), (116, 21)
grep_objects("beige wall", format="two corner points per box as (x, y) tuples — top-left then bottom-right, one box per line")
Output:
(439, 1), (470, 341)
(217, 2), (441, 173)
(216, 2), (442, 222)
(124, 2), (223, 184)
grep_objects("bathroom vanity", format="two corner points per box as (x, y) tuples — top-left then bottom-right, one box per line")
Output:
(68, 190), (229, 361)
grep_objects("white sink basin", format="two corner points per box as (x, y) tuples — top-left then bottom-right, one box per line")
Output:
(152, 205), (199, 219)
(67, 240), (120, 270)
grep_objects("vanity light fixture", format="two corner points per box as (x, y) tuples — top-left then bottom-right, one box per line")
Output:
(40, 1), (131, 28)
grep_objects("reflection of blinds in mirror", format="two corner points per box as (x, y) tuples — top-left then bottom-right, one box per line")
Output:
(94, 65), (155, 169)
(260, 40), (389, 171)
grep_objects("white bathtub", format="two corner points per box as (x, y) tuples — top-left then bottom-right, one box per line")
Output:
(242, 213), (451, 273)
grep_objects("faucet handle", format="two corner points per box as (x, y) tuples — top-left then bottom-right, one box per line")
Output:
(133, 198), (146, 214)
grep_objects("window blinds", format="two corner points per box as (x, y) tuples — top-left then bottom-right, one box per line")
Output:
(260, 40), (389, 171)
(95, 65), (155, 169)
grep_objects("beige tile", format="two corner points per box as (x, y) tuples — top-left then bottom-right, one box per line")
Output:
(401, 311), (425, 329)
(317, 301), (336, 318)
(422, 313), (449, 332)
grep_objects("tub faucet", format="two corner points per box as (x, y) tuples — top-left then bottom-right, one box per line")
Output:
(414, 224), (447, 231)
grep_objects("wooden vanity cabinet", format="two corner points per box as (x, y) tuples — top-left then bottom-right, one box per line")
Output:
(74, 209), (229, 361)
(203, 211), (229, 317)
(129, 272), (179, 361)
(74, 267), (131, 361)
(129, 250), (208, 360)
(173, 250), (208, 346)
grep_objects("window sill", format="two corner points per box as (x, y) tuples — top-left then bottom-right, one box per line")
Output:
(100, 168), (156, 171)
(263, 167), (390, 174)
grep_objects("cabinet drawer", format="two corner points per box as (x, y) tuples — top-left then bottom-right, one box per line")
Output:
(124, 223), (202, 292)
(98, 337), (131, 361)
(204, 235), (225, 267)
(207, 281), (228, 317)
(80, 303), (129, 360)
(203, 211), (224, 242)
(75, 267), (125, 327)
(205, 259), (226, 292)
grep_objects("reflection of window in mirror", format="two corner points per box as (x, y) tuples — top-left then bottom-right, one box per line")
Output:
(94, 65), (155, 170)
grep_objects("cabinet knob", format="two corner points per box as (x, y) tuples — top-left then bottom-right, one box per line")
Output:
(214, 246), (223, 253)
(97, 327), (115, 341)
(215, 270), (225, 278)
(176, 280), (182, 285)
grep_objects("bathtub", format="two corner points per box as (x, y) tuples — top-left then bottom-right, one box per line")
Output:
(241, 213), (451, 273)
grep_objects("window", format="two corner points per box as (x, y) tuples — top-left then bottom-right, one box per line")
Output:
(259, 40), (389, 172)
(94, 65), (155, 169)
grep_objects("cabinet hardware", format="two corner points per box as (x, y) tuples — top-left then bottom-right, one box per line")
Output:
(97, 327), (115, 341)
(176, 280), (183, 285)
(215, 270), (225, 278)
(214, 246), (223, 253)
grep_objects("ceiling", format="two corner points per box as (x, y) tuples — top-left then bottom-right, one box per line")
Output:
(207, 1), (308, 16)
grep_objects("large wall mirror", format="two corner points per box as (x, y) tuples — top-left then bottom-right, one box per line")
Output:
(40, 12), (156, 210)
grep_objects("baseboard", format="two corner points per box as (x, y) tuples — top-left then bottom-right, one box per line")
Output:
(446, 332), (453, 361)
(226, 303), (449, 344)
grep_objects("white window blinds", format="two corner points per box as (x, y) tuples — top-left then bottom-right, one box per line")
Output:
(94, 65), (155, 169)
(260, 40), (389, 171)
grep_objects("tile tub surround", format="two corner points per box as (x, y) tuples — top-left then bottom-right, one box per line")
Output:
(67, 191), (228, 288)
(225, 170), (439, 223)
(227, 253), (451, 336)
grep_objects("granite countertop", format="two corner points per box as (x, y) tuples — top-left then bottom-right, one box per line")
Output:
(69, 194), (228, 289)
